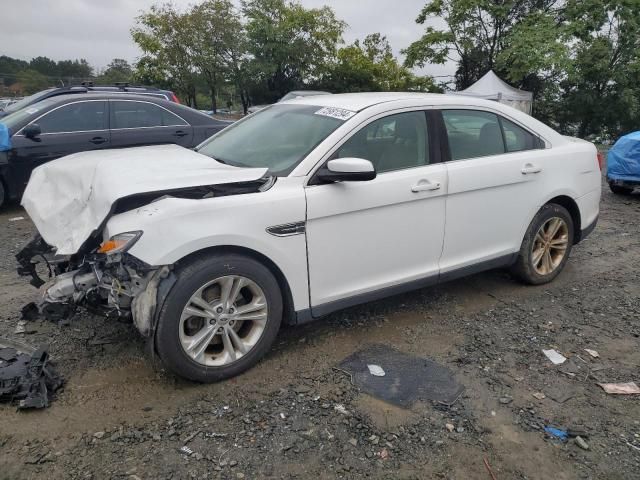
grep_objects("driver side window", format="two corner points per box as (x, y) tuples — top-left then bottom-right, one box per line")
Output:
(334, 111), (429, 173)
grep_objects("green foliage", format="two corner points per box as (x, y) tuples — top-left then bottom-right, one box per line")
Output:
(16, 69), (49, 94)
(407, 0), (640, 137)
(96, 59), (133, 84)
(243, 0), (346, 101)
(323, 34), (441, 93)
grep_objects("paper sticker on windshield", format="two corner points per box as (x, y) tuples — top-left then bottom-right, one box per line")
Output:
(25, 107), (40, 115)
(314, 107), (356, 121)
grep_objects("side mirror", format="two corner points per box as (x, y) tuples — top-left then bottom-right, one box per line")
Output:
(316, 158), (376, 183)
(23, 124), (41, 139)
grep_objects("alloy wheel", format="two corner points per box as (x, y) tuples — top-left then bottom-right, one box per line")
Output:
(531, 217), (569, 275)
(178, 275), (268, 366)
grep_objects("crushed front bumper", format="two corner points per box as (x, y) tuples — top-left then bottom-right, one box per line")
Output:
(16, 235), (169, 336)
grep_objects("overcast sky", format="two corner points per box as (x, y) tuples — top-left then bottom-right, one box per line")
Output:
(0, 0), (454, 78)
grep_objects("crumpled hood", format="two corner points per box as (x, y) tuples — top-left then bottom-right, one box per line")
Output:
(22, 144), (268, 254)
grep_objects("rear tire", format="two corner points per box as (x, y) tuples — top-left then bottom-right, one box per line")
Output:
(155, 253), (283, 382)
(511, 204), (574, 285)
(609, 182), (634, 195)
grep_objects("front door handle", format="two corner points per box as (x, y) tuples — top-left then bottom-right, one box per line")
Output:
(521, 163), (542, 174)
(173, 130), (188, 137)
(411, 180), (441, 192)
(90, 136), (108, 145)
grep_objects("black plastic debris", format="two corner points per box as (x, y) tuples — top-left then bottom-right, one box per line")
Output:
(339, 344), (465, 408)
(0, 338), (63, 409)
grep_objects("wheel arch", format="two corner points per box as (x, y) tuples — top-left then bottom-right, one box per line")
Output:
(544, 195), (581, 243)
(172, 245), (297, 325)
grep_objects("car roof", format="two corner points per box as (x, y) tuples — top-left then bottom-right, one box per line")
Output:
(45, 92), (174, 104)
(279, 92), (506, 112)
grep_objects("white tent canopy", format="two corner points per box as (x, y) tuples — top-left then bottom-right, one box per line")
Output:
(453, 70), (533, 114)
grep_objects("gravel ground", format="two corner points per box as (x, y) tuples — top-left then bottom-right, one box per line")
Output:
(0, 176), (639, 480)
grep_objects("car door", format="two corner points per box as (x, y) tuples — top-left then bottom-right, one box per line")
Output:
(304, 110), (448, 315)
(109, 100), (193, 148)
(10, 100), (109, 194)
(437, 108), (548, 278)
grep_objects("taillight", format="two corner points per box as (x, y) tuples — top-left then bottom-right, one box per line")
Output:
(596, 151), (604, 171)
(170, 93), (180, 104)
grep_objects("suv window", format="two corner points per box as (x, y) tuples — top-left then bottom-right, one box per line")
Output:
(36, 101), (107, 134)
(501, 117), (537, 152)
(335, 111), (429, 173)
(111, 101), (186, 129)
(442, 110), (504, 160)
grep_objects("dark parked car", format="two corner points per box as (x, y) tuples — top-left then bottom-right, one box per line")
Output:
(0, 93), (231, 207)
(0, 84), (180, 118)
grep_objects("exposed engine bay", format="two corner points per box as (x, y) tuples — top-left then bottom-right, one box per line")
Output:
(16, 177), (274, 336)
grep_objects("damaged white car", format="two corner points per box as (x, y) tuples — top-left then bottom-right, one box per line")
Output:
(17, 93), (601, 382)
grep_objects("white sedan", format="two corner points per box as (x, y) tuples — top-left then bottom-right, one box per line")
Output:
(19, 93), (601, 382)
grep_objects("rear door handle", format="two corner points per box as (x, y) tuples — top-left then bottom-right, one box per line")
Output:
(521, 163), (542, 174)
(173, 130), (188, 137)
(90, 136), (108, 145)
(411, 180), (441, 192)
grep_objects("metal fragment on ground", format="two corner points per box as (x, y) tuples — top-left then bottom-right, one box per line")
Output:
(366, 364), (385, 376)
(339, 344), (464, 407)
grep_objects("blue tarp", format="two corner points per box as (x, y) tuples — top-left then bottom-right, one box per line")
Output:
(0, 123), (10, 151)
(607, 131), (640, 181)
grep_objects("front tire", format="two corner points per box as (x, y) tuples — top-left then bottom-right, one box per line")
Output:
(155, 253), (283, 382)
(511, 204), (574, 285)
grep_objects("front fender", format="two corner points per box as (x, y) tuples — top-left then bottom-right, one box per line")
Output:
(104, 181), (309, 311)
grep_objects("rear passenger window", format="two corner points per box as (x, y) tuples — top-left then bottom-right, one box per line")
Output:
(335, 111), (429, 173)
(442, 110), (504, 160)
(111, 101), (187, 129)
(501, 117), (537, 152)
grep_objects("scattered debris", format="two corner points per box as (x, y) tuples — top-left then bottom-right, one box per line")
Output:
(366, 364), (385, 377)
(584, 349), (600, 358)
(339, 344), (464, 407)
(544, 426), (569, 441)
(14, 321), (26, 334)
(445, 423), (455, 432)
(597, 382), (640, 395)
(575, 436), (590, 450)
(543, 349), (567, 365)
(179, 446), (193, 456)
(9, 216), (25, 222)
(0, 338), (63, 409)
(532, 392), (546, 400)
(499, 396), (513, 404)
(483, 457), (498, 480)
(379, 448), (389, 460)
(334, 404), (349, 416)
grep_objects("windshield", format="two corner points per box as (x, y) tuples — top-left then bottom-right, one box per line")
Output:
(3, 89), (55, 114)
(196, 104), (350, 176)
(0, 98), (59, 131)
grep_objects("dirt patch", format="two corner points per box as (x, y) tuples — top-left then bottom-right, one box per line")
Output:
(0, 179), (639, 479)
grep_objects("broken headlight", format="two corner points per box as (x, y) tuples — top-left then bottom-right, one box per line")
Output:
(97, 231), (142, 254)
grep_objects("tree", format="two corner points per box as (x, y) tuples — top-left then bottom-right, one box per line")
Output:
(189, 0), (243, 113)
(404, 0), (565, 90)
(16, 69), (49, 94)
(56, 59), (93, 81)
(96, 58), (133, 84)
(29, 56), (58, 77)
(132, 4), (200, 107)
(243, 0), (346, 102)
(323, 34), (440, 93)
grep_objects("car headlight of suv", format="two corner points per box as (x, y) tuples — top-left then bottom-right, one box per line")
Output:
(97, 231), (143, 254)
